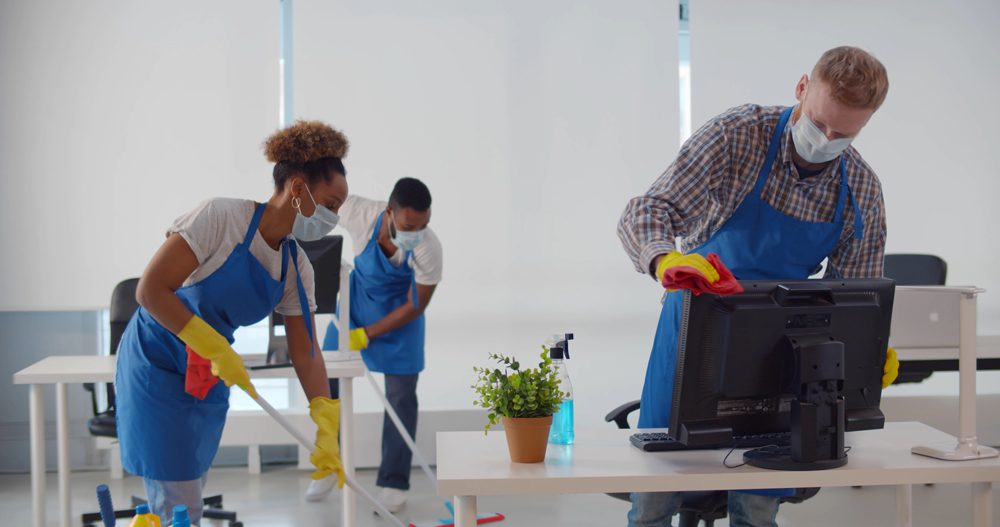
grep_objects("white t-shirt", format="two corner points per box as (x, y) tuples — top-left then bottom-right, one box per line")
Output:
(338, 195), (443, 285)
(168, 198), (316, 316)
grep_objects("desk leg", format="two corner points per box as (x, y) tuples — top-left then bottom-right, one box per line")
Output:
(30, 384), (45, 527)
(341, 378), (356, 527)
(56, 382), (71, 527)
(973, 482), (992, 527)
(454, 496), (477, 527)
(895, 484), (912, 527)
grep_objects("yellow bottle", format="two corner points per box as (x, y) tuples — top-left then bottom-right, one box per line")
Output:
(129, 504), (161, 527)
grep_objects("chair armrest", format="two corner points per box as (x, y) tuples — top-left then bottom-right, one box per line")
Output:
(605, 400), (641, 429)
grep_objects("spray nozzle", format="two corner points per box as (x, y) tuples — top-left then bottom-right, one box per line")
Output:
(547, 333), (574, 360)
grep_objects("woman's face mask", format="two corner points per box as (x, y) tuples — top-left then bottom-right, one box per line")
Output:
(292, 185), (339, 241)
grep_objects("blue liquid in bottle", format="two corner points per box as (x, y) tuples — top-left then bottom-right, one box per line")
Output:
(550, 399), (574, 445)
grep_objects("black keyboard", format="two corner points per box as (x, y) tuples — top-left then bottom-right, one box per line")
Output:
(629, 432), (791, 452)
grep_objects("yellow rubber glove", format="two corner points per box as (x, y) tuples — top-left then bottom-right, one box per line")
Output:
(309, 397), (345, 488)
(349, 328), (369, 351)
(655, 251), (721, 286)
(177, 315), (257, 399)
(882, 347), (899, 389)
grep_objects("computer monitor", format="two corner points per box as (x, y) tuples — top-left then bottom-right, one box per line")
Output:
(296, 235), (343, 314)
(263, 235), (343, 365)
(670, 278), (895, 470)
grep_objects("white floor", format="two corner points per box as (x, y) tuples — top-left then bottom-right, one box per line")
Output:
(2, 466), (999, 526)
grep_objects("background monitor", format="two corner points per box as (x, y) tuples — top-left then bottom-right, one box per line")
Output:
(264, 235), (343, 365)
(670, 278), (895, 451)
(296, 235), (343, 315)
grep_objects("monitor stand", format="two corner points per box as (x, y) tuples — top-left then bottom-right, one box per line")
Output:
(745, 339), (848, 471)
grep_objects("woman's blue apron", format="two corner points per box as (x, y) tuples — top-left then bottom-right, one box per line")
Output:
(638, 107), (862, 496)
(323, 212), (424, 375)
(116, 203), (312, 480)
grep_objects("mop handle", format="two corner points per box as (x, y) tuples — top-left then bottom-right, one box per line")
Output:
(248, 391), (407, 527)
(365, 370), (438, 492)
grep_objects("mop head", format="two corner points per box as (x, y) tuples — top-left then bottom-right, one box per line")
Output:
(408, 512), (505, 527)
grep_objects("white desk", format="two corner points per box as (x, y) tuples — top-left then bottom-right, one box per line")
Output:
(12, 355), (366, 527)
(895, 334), (1000, 362)
(437, 423), (1000, 527)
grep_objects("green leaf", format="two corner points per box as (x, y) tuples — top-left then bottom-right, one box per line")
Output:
(471, 350), (567, 426)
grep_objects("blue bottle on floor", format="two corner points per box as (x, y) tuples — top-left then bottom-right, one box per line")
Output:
(172, 505), (191, 527)
(548, 333), (575, 445)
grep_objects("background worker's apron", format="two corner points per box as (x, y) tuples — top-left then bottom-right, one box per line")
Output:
(638, 107), (862, 497)
(116, 203), (311, 480)
(324, 211), (424, 375)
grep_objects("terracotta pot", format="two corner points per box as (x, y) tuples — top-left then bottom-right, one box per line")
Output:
(501, 415), (553, 463)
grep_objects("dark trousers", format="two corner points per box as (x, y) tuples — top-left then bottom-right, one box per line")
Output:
(328, 373), (419, 490)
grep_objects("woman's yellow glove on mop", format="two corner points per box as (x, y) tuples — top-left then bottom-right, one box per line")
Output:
(177, 315), (258, 399)
(310, 397), (346, 488)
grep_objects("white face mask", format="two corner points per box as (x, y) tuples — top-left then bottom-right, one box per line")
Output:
(292, 185), (339, 241)
(388, 212), (425, 251)
(790, 109), (854, 164)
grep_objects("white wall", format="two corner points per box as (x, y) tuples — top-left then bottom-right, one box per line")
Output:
(0, 0), (279, 310)
(1, 1), (679, 448)
(294, 0), (679, 429)
(691, 0), (1000, 332)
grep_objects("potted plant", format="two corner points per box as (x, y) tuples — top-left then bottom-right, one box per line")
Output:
(472, 350), (569, 463)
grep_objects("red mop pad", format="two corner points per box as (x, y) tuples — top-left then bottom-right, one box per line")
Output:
(409, 512), (506, 527)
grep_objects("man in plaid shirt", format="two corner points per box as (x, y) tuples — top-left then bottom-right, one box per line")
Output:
(618, 46), (892, 526)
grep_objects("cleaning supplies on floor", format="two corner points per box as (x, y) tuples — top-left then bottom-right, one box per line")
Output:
(96, 484), (115, 527)
(547, 333), (574, 445)
(171, 504), (191, 527)
(128, 503), (161, 526)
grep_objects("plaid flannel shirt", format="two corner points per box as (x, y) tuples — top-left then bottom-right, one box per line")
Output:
(618, 104), (886, 279)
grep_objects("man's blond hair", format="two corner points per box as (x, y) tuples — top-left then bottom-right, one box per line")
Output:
(812, 46), (889, 110)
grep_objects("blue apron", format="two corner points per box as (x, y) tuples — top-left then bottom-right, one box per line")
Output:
(323, 211), (424, 375)
(638, 107), (862, 496)
(116, 203), (312, 481)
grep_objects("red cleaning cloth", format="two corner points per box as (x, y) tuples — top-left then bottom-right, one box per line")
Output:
(660, 252), (744, 296)
(184, 345), (219, 400)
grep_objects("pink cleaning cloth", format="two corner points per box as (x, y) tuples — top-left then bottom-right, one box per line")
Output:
(661, 252), (745, 296)
(184, 346), (219, 400)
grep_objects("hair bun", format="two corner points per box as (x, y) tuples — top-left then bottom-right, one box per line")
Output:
(264, 120), (349, 164)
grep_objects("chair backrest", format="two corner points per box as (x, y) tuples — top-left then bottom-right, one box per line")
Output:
(110, 278), (141, 355)
(95, 278), (140, 412)
(883, 254), (947, 286)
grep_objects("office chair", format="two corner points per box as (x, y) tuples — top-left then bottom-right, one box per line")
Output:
(883, 253), (948, 384)
(604, 401), (819, 527)
(81, 278), (242, 527)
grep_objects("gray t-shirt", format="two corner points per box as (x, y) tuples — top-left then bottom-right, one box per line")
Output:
(168, 198), (316, 316)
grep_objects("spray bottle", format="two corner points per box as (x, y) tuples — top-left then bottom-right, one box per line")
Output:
(547, 333), (574, 445)
(129, 504), (161, 527)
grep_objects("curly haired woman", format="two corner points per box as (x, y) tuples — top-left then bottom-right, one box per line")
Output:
(115, 120), (350, 524)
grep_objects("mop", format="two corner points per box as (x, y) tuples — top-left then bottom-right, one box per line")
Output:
(247, 390), (408, 527)
(335, 261), (503, 525)
(363, 371), (505, 527)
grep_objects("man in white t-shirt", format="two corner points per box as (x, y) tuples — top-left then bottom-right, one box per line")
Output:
(309, 178), (442, 511)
